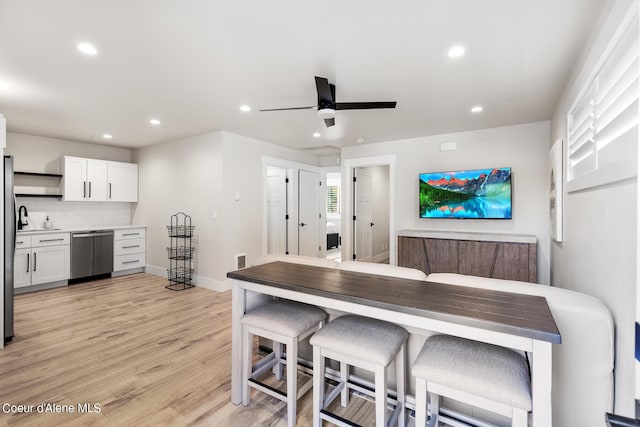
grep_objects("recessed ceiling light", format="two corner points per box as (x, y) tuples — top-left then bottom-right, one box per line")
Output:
(313, 132), (321, 138)
(239, 105), (251, 112)
(77, 43), (98, 55)
(471, 106), (483, 113)
(0, 81), (8, 91)
(102, 134), (113, 139)
(149, 118), (161, 125)
(448, 45), (465, 58)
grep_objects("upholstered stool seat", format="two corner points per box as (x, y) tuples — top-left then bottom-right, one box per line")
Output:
(242, 300), (327, 427)
(310, 315), (409, 427)
(412, 335), (532, 427)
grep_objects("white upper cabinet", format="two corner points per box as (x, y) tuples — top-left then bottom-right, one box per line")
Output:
(87, 159), (108, 201)
(61, 156), (138, 202)
(61, 156), (88, 201)
(107, 161), (138, 202)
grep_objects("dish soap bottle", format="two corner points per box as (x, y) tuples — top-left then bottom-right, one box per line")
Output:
(44, 216), (53, 230)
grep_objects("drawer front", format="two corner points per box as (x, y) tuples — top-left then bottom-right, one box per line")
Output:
(115, 228), (146, 240)
(114, 238), (145, 256)
(31, 233), (71, 247)
(114, 253), (146, 271)
(15, 235), (32, 248)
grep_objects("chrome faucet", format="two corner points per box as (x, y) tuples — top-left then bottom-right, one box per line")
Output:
(17, 205), (28, 230)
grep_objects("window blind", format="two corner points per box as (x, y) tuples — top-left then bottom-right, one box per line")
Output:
(567, 11), (639, 190)
(327, 186), (340, 214)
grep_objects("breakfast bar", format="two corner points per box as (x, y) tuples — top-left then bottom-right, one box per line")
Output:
(228, 261), (561, 426)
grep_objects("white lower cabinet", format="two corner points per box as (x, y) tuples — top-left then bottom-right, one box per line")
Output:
(114, 228), (146, 272)
(14, 232), (70, 289)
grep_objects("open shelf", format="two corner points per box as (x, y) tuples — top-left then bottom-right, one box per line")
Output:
(15, 194), (62, 199)
(14, 171), (63, 200)
(14, 171), (63, 178)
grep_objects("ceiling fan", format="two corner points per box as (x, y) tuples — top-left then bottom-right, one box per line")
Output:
(259, 76), (397, 127)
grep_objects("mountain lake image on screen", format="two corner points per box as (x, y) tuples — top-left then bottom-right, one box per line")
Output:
(419, 167), (512, 219)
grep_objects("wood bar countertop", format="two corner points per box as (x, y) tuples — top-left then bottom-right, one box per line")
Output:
(227, 262), (561, 344)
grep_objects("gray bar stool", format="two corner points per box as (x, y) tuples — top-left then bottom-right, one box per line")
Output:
(242, 299), (328, 427)
(412, 335), (532, 427)
(310, 314), (408, 427)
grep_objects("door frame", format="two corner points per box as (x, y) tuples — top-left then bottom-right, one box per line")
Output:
(261, 156), (321, 257)
(343, 155), (396, 265)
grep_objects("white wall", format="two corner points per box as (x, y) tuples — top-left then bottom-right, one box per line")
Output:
(5, 132), (133, 228)
(6, 132), (131, 173)
(132, 130), (320, 289)
(550, 0), (638, 416)
(132, 131), (225, 288)
(219, 132), (319, 277)
(342, 121), (551, 284)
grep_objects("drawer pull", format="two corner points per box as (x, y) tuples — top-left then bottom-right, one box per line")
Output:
(122, 232), (140, 236)
(122, 245), (140, 249)
(26, 253), (30, 273)
(122, 260), (140, 264)
(38, 238), (65, 243)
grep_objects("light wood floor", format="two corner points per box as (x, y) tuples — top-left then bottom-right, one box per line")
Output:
(0, 274), (377, 427)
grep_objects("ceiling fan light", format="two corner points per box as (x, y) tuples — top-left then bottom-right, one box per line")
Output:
(317, 108), (335, 119)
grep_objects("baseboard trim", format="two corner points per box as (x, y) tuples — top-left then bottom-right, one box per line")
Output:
(145, 264), (231, 292)
(373, 250), (390, 263)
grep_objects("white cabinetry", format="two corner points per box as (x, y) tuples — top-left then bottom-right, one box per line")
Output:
(107, 161), (138, 202)
(14, 232), (70, 289)
(61, 156), (107, 201)
(113, 228), (146, 272)
(61, 156), (138, 202)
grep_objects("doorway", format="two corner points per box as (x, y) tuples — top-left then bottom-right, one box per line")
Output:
(265, 166), (288, 255)
(263, 157), (322, 258)
(343, 155), (396, 265)
(353, 166), (390, 264)
(325, 171), (342, 262)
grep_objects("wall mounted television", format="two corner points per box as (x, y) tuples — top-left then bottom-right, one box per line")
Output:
(419, 167), (512, 219)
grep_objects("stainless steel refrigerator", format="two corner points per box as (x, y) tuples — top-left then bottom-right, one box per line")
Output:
(4, 155), (14, 343)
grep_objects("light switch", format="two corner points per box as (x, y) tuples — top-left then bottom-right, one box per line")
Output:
(234, 192), (240, 201)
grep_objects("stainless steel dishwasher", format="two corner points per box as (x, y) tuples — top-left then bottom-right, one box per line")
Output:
(70, 230), (114, 279)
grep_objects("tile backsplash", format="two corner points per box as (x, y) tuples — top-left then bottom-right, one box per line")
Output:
(15, 199), (131, 230)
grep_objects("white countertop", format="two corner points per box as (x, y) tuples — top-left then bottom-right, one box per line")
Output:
(17, 224), (146, 235)
(397, 229), (537, 244)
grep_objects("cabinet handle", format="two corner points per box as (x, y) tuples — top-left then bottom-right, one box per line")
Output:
(122, 245), (140, 249)
(33, 252), (36, 272)
(26, 253), (29, 273)
(83, 181), (86, 198)
(109, 183), (112, 199)
(38, 238), (65, 243)
(122, 233), (140, 236)
(89, 181), (92, 198)
(122, 260), (139, 264)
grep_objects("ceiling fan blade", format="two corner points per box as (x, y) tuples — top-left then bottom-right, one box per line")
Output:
(324, 117), (335, 127)
(258, 106), (315, 112)
(315, 76), (334, 105)
(334, 101), (397, 110)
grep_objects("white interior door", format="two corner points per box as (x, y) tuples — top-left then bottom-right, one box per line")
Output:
(298, 170), (320, 256)
(266, 166), (288, 254)
(354, 168), (373, 262)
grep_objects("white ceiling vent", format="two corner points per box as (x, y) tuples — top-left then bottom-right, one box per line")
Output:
(234, 253), (247, 270)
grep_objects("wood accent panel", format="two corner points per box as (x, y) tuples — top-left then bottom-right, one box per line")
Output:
(398, 236), (537, 282)
(228, 262), (560, 343)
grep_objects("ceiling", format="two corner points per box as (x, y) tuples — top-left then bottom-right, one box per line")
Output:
(0, 1), (611, 153)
